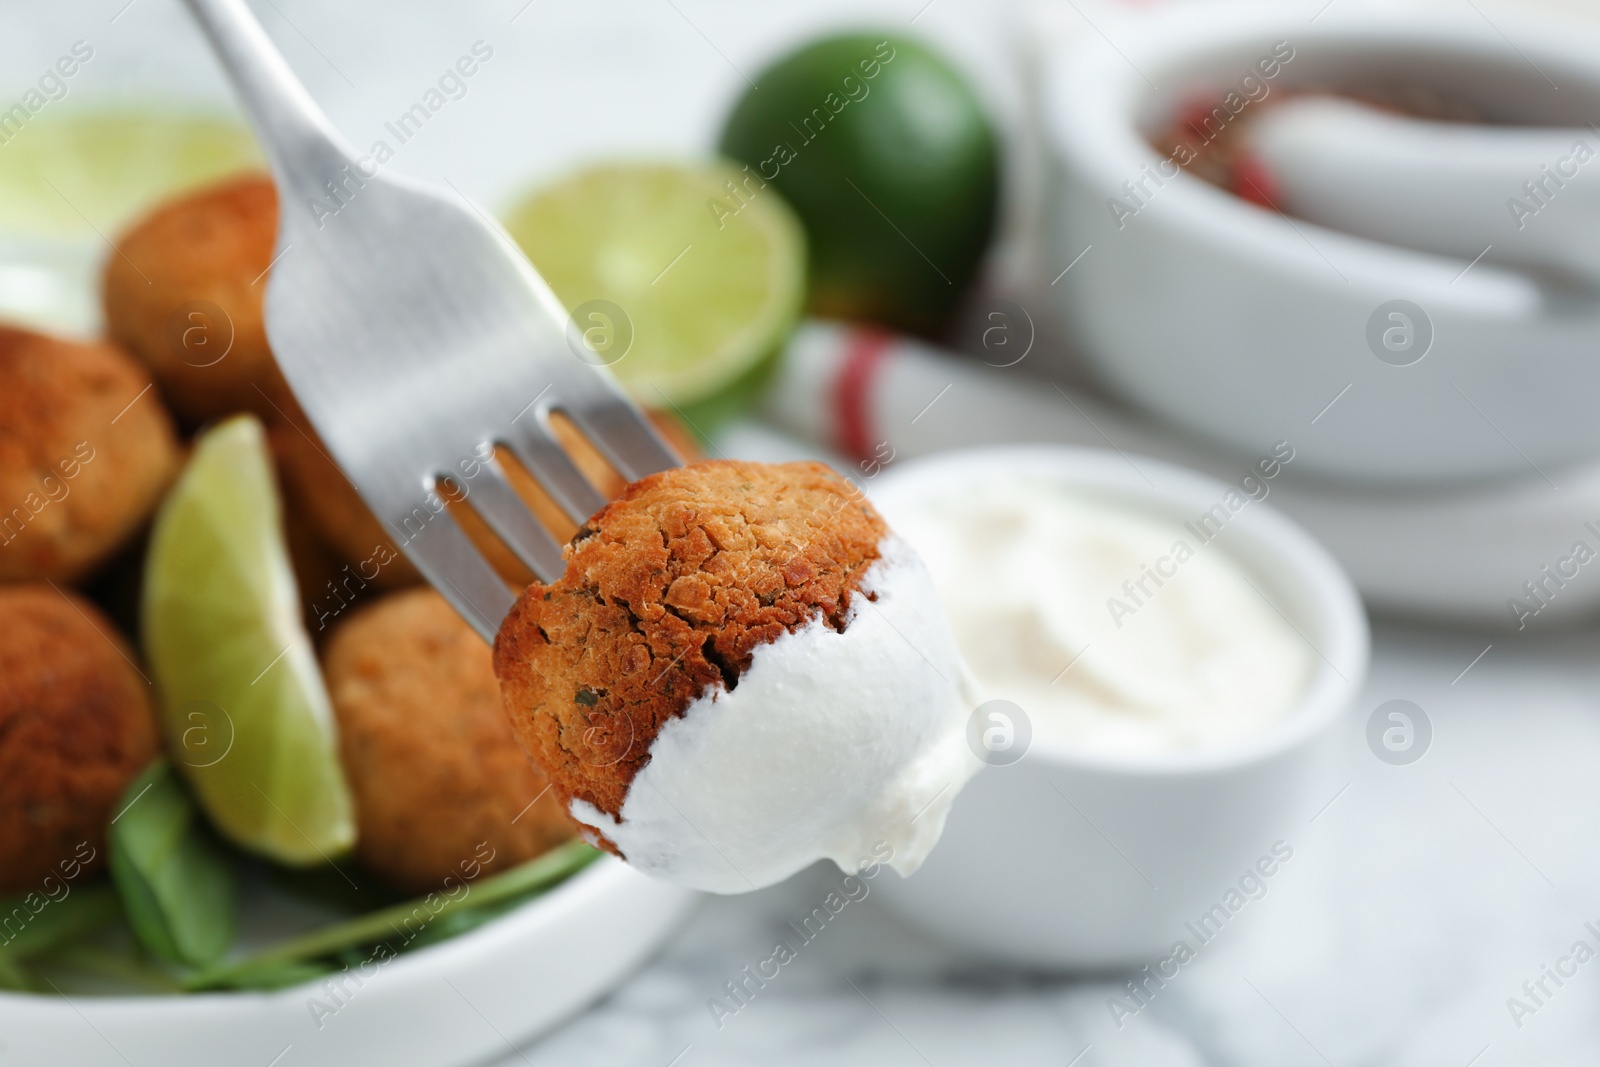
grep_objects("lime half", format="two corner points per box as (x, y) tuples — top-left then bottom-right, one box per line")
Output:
(0, 109), (259, 238)
(142, 416), (355, 866)
(503, 161), (806, 408)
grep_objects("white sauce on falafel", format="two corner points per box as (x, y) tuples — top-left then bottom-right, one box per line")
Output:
(568, 535), (981, 895)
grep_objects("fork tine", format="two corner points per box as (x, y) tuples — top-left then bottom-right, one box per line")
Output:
(467, 462), (567, 582)
(505, 420), (609, 525)
(393, 507), (517, 642)
(186, 0), (689, 645)
(566, 401), (683, 483)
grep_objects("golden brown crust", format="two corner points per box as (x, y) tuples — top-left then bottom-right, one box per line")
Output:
(0, 585), (159, 893)
(0, 325), (181, 583)
(102, 172), (295, 425)
(493, 460), (886, 837)
(324, 587), (571, 893)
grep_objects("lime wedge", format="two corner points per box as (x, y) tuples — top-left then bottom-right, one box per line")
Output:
(0, 109), (259, 238)
(142, 415), (355, 866)
(503, 161), (806, 408)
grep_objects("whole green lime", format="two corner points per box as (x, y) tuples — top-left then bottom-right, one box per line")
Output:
(718, 33), (999, 336)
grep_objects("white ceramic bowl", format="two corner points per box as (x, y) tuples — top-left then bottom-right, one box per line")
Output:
(868, 446), (1368, 969)
(0, 858), (697, 1067)
(1037, 2), (1600, 485)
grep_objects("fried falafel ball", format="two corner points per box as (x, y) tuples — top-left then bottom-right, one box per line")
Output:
(0, 584), (160, 893)
(102, 173), (296, 425)
(324, 587), (572, 893)
(492, 460), (976, 893)
(0, 324), (181, 584)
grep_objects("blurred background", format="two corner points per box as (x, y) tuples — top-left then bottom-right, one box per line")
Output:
(5, 0), (1600, 1064)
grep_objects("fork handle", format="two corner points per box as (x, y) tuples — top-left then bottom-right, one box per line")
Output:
(182, 0), (356, 212)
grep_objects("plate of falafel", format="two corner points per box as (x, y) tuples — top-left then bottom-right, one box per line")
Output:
(0, 167), (699, 1065)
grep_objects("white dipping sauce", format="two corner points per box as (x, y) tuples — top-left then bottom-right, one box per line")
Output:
(884, 480), (1312, 755)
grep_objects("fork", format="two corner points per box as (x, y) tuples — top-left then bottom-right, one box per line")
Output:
(181, 0), (681, 642)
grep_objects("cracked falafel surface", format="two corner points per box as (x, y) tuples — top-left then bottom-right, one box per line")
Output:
(492, 460), (887, 845)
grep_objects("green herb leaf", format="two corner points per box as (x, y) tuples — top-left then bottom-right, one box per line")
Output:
(187, 839), (599, 990)
(30, 944), (186, 993)
(399, 895), (523, 953)
(107, 761), (237, 967)
(0, 882), (122, 963)
(200, 958), (337, 992)
(0, 954), (28, 991)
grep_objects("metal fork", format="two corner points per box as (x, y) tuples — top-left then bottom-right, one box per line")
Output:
(182, 0), (681, 641)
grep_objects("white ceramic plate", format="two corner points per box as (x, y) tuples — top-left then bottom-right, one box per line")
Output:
(0, 858), (698, 1067)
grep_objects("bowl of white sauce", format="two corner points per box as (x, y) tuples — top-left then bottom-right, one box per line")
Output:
(867, 445), (1368, 969)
